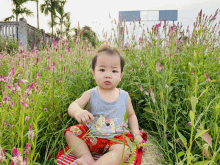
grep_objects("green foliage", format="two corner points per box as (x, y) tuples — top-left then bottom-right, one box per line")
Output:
(0, 37), (19, 54)
(4, 0), (35, 22)
(72, 25), (100, 48)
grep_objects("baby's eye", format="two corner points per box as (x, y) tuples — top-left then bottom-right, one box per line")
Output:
(113, 70), (118, 73)
(100, 69), (105, 72)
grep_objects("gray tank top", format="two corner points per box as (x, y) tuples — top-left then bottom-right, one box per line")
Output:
(86, 86), (130, 138)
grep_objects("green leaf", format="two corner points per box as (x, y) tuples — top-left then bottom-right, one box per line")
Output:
(174, 123), (177, 131)
(177, 131), (187, 148)
(178, 152), (185, 158)
(194, 129), (209, 141)
(193, 50), (197, 61)
(137, 99), (144, 104)
(123, 109), (128, 124)
(194, 160), (210, 165)
(190, 110), (195, 126)
(137, 143), (148, 147)
(191, 96), (197, 112)
(168, 141), (174, 149)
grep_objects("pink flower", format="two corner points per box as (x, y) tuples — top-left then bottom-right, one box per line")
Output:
(28, 124), (34, 140)
(188, 122), (192, 126)
(163, 134), (167, 138)
(26, 143), (31, 149)
(165, 83), (169, 88)
(206, 73), (211, 82)
(29, 124), (33, 131)
(35, 86), (39, 93)
(144, 91), (149, 96)
(156, 61), (163, 72)
(0, 147), (5, 163)
(21, 101), (28, 108)
(139, 85), (144, 91)
(64, 67), (66, 73)
(7, 85), (12, 89)
(53, 62), (56, 73)
(150, 88), (155, 103)
(141, 140), (146, 143)
(10, 102), (14, 108)
(44, 108), (47, 111)
(13, 147), (20, 157)
(23, 157), (28, 165)
(25, 116), (30, 121)
(29, 82), (34, 90)
(19, 79), (28, 84)
(122, 123), (126, 128)
(3, 97), (8, 104)
(191, 71), (194, 75)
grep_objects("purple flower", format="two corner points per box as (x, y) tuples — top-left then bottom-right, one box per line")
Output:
(188, 122), (192, 126)
(163, 134), (167, 138)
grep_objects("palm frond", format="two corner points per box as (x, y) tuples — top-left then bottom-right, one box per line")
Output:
(4, 15), (15, 21)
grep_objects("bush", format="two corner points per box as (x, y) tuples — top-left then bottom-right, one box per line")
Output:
(0, 36), (19, 54)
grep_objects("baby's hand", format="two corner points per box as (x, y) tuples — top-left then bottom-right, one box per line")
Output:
(75, 110), (95, 125)
(134, 135), (146, 151)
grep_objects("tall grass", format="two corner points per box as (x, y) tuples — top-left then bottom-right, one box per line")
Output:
(0, 8), (220, 164)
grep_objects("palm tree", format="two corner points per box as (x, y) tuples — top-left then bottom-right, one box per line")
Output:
(4, 0), (36, 22)
(55, 0), (70, 38)
(40, 0), (60, 38)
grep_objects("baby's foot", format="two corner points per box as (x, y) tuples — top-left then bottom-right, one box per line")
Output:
(70, 154), (94, 165)
(70, 158), (89, 165)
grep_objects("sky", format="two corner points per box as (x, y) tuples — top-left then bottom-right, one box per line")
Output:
(0, 0), (220, 47)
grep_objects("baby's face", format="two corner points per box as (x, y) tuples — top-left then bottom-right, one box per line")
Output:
(92, 53), (124, 90)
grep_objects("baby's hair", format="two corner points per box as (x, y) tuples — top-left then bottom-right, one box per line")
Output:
(92, 43), (125, 73)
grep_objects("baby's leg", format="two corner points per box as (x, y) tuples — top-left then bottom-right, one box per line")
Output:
(65, 131), (95, 165)
(93, 144), (130, 165)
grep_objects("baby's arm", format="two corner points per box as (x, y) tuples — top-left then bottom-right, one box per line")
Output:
(127, 94), (141, 136)
(68, 90), (92, 120)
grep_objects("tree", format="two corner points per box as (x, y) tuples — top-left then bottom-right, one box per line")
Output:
(72, 25), (99, 48)
(40, 0), (60, 38)
(36, 0), (39, 29)
(55, 0), (70, 38)
(4, 0), (36, 22)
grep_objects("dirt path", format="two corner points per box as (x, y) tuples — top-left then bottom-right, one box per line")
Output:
(141, 134), (165, 165)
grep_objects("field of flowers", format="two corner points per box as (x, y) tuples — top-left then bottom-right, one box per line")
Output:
(0, 8), (220, 165)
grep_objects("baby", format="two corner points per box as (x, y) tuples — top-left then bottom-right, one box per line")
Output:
(65, 44), (147, 165)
